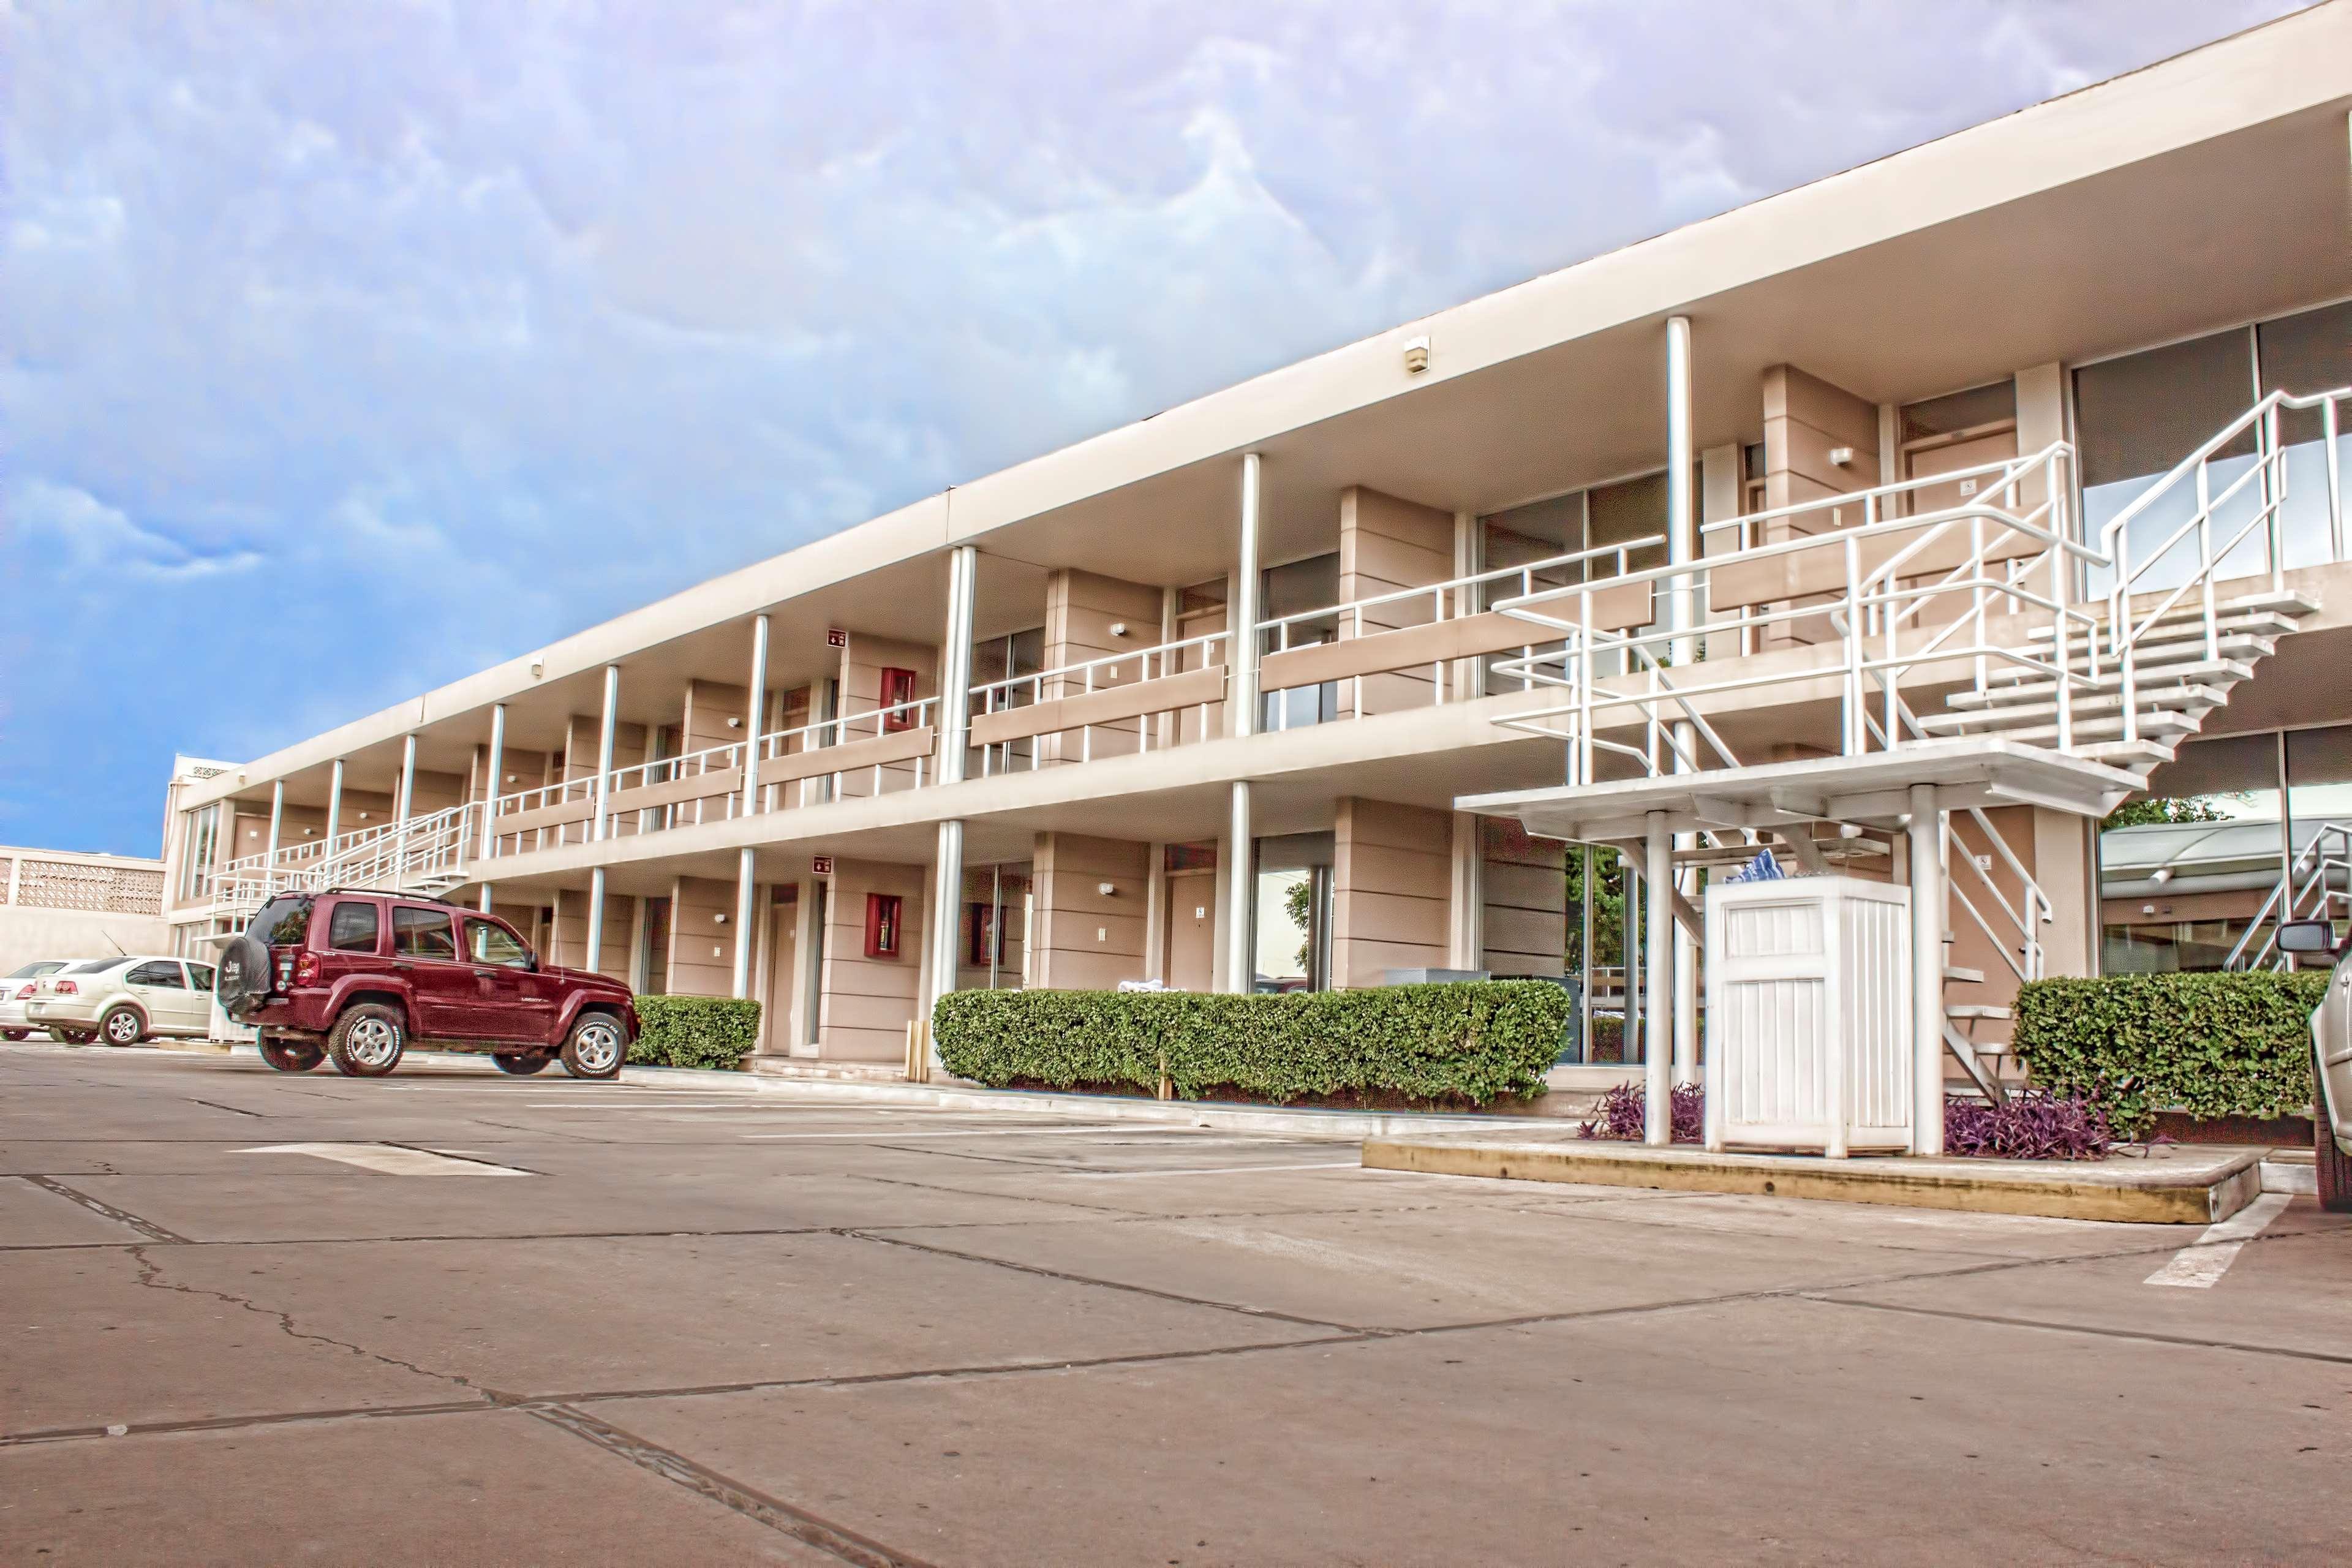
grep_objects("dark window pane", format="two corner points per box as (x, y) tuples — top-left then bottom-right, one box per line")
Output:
(127, 961), (184, 989)
(187, 965), (214, 991)
(2075, 330), (2257, 489)
(328, 901), (380, 953)
(466, 919), (529, 968)
(2258, 301), (2352, 442)
(391, 907), (456, 960)
(247, 895), (314, 948)
(1901, 380), (2015, 443)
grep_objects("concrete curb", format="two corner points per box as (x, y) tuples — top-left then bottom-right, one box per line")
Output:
(1360, 1137), (2269, 1224)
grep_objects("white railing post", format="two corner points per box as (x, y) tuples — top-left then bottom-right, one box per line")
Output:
(2263, 404), (2285, 592)
(1642, 811), (1673, 1147)
(1232, 453), (1263, 739)
(2324, 398), (2344, 565)
(265, 781), (284, 889)
(393, 734), (417, 886)
(483, 702), (506, 867)
(1909, 785), (1945, 1156)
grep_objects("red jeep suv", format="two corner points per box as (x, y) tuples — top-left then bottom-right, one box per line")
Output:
(217, 890), (636, 1080)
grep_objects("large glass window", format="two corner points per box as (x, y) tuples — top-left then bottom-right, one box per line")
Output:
(2076, 328), (2263, 596)
(2098, 733), (2281, 974)
(1259, 554), (1340, 731)
(180, 804), (221, 900)
(2256, 301), (2352, 571)
(391, 907), (458, 961)
(957, 861), (1031, 992)
(2285, 723), (2352, 951)
(1253, 832), (1333, 992)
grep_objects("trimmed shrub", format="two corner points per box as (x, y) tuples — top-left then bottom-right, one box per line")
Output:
(630, 995), (762, 1071)
(2011, 971), (2324, 1141)
(931, 981), (1568, 1106)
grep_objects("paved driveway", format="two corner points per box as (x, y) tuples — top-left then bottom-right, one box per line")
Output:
(3, 1045), (2346, 1565)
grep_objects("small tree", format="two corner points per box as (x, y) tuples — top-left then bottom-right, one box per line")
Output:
(2100, 794), (2245, 832)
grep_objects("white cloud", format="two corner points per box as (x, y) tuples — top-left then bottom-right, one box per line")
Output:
(7, 478), (262, 581)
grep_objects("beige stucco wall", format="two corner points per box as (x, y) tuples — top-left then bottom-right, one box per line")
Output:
(1481, 818), (1566, 979)
(816, 858), (927, 1061)
(1030, 832), (1150, 990)
(1331, 797), (1451, 988)
(1337, 488), (1455, 718)
(663, 874), (738, 998)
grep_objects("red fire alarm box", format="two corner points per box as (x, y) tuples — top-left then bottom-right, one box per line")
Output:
(879, 667), (918, 731)
(864, 893), (903, 959)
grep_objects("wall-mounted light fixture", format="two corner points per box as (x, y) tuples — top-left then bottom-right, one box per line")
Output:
(714, 912), (729, 925)
(1827, 447), (1856, 467)
(726, 717), (742, 728)
(1403, 335), (1430, 374)
(1097, 881), (1118, 897)
(530, 657), (545, 679)
(1107, 622), (1131, 638)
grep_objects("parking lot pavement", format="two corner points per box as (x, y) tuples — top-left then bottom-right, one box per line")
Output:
(4, 1044), (2346, 1566)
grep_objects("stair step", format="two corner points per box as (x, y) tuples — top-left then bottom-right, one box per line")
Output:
(1947, 1004), (2014, 1022)
(1917, 710), (2203, 747)
(1947, 665), (2252, 710)
(1943, 966), (1986, 986)
(1918, 698), (2222, 736)
(2074, 741), (2180, 772)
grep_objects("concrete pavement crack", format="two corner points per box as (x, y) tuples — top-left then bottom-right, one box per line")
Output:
(1796, 1292), (2352, 1366)
(522, 1401), (941, 1568)
(19, 1175), (189, 1243)
(121, 1242), (490, 1399)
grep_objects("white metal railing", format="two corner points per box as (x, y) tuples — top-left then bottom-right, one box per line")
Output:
(484, 774), (600, 853)
(969, 631), (1227, 772)
(2103, 386), (2348, 744)
(207, 802), (474, 916)
(1255, 537), (1660, 728)
(753, 695), (938, 807)
(482, 735), (753, 856)
(2225, 820), (2352, 971)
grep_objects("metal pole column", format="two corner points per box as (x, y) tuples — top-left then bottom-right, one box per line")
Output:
(731, 846), (757, 999)
(741, 616), (769, 815)
(593, 665), (620, 841)
(265, 780), (284, 873)
(1908, 784), (1945, 1156)
(1223, 781), (1254, 994)
(325, 759), (344, 849)
(1231, 454), (1263, 739)
(924, 545), (980, 1065)
(1665, 317), (1702, 1086)
(393, 735), (417, 883)
(585, 866), (608, 975)
(480, 703), (506, 911)
(1643, 812), (1674, 1145)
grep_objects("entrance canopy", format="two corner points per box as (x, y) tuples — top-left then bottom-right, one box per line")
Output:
(1456, 739), (2144, 845)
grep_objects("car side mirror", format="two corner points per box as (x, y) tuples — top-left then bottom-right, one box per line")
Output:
(2278, 919), (2339, 956)
(524, 951), (541, 973)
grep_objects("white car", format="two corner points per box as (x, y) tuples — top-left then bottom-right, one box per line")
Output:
(2281, 919), (2351, 1213)
(23, 956), (219, 1047)
(1, 959), (72, 1041)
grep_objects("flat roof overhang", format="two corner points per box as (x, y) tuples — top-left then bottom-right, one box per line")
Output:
(186, 3), (2352, 812)
(1457, 739), (2147, 844)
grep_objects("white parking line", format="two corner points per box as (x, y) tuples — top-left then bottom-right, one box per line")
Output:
(2143, 1193), (2291, 1287)
(239, 1142), (530, 1177)
(1062, 1161), (1361, 1180)
(739, 1125), (1147, 1140)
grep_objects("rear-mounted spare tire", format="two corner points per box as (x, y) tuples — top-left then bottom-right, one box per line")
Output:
(216, 933), (273, 1022)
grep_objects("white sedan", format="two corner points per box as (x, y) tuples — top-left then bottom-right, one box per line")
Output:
(23, 956), (219, 1047)
(1, 959), (72, 1041)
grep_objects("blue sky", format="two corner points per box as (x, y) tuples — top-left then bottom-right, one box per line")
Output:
(0, 1), (2312, 856)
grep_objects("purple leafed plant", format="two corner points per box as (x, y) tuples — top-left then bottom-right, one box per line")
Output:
(1579, 1081), (1703, 1144)
(1943, 1089), (2112, 1161)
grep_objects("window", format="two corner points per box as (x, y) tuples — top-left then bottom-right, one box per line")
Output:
(328, 901), (380, 953)
(248, 895), (314, 948)
(466, 919), (530, 968)
(180, 804), (220, 899)
(126, 960), (186, 989)
(391, 906), (458, 960)
(2257, 301), (2352, 572)
(879, 667), (919, 732)
(66, 958), (121, 975)
(2075, 327), (2264, 594)
(187, 963), (214, 992)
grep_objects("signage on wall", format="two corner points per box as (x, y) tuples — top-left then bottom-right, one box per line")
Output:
(812, 855), (834, 876)
(826, 627), (846, 649)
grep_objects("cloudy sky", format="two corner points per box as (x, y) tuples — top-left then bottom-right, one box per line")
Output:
(0, 0), (2314, 855)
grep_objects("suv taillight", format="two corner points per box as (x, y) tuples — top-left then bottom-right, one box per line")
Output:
(53, 980), (77, 995)
(292, 951), (320, 987)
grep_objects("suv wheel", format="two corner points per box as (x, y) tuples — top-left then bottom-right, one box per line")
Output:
(2, 1028), (28, 1042)
(559, 1014), (625, 1080)
(2318, 1050), (2352, 1215)
(259, 1034), (325, 1073)
(328, 1004), (406, 1077)
(492, 1052), (551, 1076)
(99, 1006), (146, 1047)
(55, 1028), (94, 1046)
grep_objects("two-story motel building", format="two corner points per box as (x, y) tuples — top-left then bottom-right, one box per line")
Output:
(161, 7), (2352, 1111)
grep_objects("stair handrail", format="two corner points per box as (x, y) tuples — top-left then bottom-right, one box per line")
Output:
(2225, 820), (2352, 970)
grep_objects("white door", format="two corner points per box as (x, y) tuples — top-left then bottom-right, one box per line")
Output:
(122, 960), (193, 1033)
(182, 960), (217, 1033)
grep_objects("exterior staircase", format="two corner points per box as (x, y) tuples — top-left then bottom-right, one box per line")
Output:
(209, 802), (474, 920)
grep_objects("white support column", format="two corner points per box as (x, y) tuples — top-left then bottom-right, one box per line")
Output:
(480, 703), (506, 909)
(926, 819), (965, 1054)
(594, 664), (620, 840)
(1643, 811), (1674, 1145)
(741, 616), (769, 814)
(325, 758), (345, 848)
(585, 866), (608, 974)
(1448, 813), (1483, 971)
(1231, 453), (1263, 739)
(265, 780), (284, 869)
(1223, 780), (1253, 993)
(393, 734), (417, 880)
(924, 545), (980, 1067)
(1908, 784), (1946, 1156)
(1665, 315), (1696, 666)
(1450, 510), (1479, 701)
(1144, 843), (1168, 983)
(731, 846), (757, 998)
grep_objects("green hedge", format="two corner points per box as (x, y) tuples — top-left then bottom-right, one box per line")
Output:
(2011, 971), (2324, 1140)
(932, 981), (1569, 1105)
(629, 996), (761, 1071)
